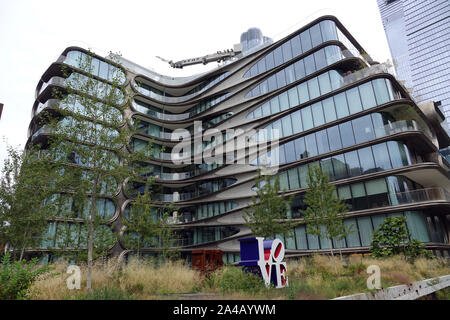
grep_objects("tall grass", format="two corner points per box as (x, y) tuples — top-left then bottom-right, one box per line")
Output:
(28, 254), (449, 300)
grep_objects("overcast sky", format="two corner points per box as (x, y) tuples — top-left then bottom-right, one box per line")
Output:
(0, 0), (391, 166)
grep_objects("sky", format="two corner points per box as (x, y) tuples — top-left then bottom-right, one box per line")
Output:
(0, 0), (392, 167)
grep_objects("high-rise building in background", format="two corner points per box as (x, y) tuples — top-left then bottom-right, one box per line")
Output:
(377, 0), (450, 126)
(28, 15), (450, 263)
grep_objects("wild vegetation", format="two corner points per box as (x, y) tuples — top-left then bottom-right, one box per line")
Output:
(21, 254), (449, 300)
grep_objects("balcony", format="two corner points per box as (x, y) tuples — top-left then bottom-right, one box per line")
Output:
(388, 187), (450, 207)
(342, 63), (395, 87)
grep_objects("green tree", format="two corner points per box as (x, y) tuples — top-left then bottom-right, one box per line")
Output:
(299, 165), (352, 273)
(123, 178), (180, 263)
(44, 50), (156, 290)
(370, 216), (432, 259)
(0, 144), (63, 261)
(244, 171), (297, 239)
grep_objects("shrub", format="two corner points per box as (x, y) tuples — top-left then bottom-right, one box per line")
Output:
(206, 266), (266, 294)
(0, 253), (50, 300)
(371, 217), (431, 260)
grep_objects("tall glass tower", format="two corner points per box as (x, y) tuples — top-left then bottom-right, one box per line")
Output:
(377, 0), (450, 124)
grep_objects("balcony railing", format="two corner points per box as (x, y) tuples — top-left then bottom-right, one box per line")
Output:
(374, 119), (433, 141)
(342, 63), (395, 87)
(388, 187), (450, 207)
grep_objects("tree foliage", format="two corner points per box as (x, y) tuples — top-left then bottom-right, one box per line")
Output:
(370, 216), (432, 259)
(244, 171), (297, 239)
(0, 144), (64, 261)
(40, 50), (157, 288)
(300, 165), (353, 272)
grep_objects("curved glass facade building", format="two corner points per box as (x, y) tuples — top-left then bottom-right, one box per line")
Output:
(27, 15), (450, 262)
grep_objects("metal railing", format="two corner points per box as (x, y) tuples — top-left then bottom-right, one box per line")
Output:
(388, 187), (450, 206)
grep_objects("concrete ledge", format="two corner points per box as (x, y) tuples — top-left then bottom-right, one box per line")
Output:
(333, 275), (450, 300)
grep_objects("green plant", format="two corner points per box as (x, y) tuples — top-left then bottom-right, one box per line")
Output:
(0, 253), (50, 300)
(244, 172), (297, 239)
(206, 266), (266, 294)
(370, 216), (431, 259)
(299, 165), (353, 273)
(73, 286), (133, 300)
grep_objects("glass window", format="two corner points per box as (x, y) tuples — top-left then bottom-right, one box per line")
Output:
(279, 92), (289, 111)
(311, 102), (325, 126)
(307, 232), (320, 250)
(248, 64), (257, 78)
(254, 107), (262, 118)
(332, 154), (348, 179)
(298, 165), (309, 187)
(273, 46), (284, 66)
(276, 69), (287, 89)
(99, 62), (109, 79)
(314, 49), (327, 70)
(365, 178), (389, 208)
(279, 171), (289, 190)
(372, 214), (387, 230)
(279, 145), (286, 164)
(310, 24), (323, 47)
(323, 97), (336, 123)
(387, 141), (411, 168)
(272, 120), (283, 138)
(285, 65), (296, 84)
(359, 82), (377, 110)
(351, 183), (368, 210)
(334, 92), (349, 118)
(327, 125), (342, 151)
(339, 121), (355, 148)
(358, 147), (376, 174)
(288, 87), (299, 108)
(405, 211), (430, 242)
(307, 78), (320, 99)
(260, 81), (269, 95)
(372, 143), (392, 171)
(300, 30), (312, 52)
(268, 75), (278, 91)
(346, 87), (363, 114)
(352, 115), (375, 144)
(295, 137), (307, 160)
(270, 96), (281, 114)
(291, 35), (302, 56)
(316, 129), (330, 154)
(301, 106), (314, 130)
(345, 218), (361, 247)
(284, 141), (296, 163)
(291, 110), (303, 134)
(320, 157), (334, 179)
(305, 133), (318, 157)
(318, 72), (332, 95)
(329, 70), (342, 90)
(325, 45), (341, 64)
(372, 79), (390, 105)
(282, 41), (293, 63)
(251, 85), (260, 97)
(304, 55), (316, 75)
(295, 225), (308, 249)
(298, 82), (309, 104)
(358, 217), (373, 246)
(266, 52), (275, 70)
(282, 116), (293, 137)
(345, 150), (361, 177)
(288, 167), (300, 189)
(257, 59), (266, 75)
(320, 20), (338, 42)
(261, 102), (271, 117)
(294, 59), (306, 80)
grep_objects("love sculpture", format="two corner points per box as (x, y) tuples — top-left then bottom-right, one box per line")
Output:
(238, 237), (288, 288)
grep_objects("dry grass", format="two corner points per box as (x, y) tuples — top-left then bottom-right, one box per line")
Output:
(28, 254), (450, 300)
(30, 258), (202, 300)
